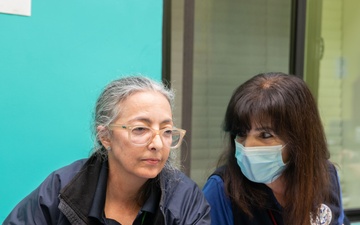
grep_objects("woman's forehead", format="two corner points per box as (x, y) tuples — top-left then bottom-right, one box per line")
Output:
(249, 116), (272, 127)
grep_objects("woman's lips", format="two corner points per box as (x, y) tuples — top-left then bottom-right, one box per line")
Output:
(143, 158), (161, 165)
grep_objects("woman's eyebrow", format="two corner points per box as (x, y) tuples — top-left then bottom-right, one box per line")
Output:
(127, 117), (151, 124)
(255, 126), (273, 132)
(127, 117), (173, 125)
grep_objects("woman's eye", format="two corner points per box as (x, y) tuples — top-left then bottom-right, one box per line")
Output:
(163, 129), (173, 137)
(235, 131), (247, 143)
(237, 130), (247, 138)
(132, 127), (149, 135)
(260, 132), (273, 139)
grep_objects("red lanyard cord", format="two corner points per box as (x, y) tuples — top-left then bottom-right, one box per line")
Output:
(268, 210), (278, 225)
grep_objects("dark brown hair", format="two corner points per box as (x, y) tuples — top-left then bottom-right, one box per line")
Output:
(219, 72), (331, 225)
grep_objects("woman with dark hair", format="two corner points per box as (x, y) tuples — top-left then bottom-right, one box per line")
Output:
(203, 72), (347, 225)
(4, 75), (210, 225)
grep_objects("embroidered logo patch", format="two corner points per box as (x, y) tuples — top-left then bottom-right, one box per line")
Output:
(310, 203), (332, 225)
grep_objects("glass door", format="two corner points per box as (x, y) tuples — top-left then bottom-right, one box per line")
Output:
(305, 0), (360, 219)
(170, 0), (292, 187)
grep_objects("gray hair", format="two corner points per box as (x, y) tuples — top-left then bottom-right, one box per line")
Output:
(92, 75), (178, 171)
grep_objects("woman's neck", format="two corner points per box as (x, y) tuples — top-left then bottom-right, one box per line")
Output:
(104, 166), (147, 225)
(106, 163), (147, 202)
(266, 175), (286, 207)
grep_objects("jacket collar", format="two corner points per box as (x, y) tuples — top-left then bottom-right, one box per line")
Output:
(58, 154), (105, 224)
(58, 154), (166, 225)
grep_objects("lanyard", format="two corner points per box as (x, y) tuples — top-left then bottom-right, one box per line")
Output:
(141, 212), (147, 225)
(268, 210), (278, 225)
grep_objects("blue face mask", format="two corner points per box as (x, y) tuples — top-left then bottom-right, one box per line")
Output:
(234, 140), (286, 184)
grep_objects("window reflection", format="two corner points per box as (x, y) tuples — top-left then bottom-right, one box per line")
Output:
(317, 0), (360, 209)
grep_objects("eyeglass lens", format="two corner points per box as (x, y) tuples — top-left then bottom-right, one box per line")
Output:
(130, 127), (181, 147)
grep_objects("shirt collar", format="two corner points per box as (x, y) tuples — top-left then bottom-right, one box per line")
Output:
(141, 182), (160, 214)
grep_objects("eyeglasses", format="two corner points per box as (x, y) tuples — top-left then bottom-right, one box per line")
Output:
(108, 124), (186, 149)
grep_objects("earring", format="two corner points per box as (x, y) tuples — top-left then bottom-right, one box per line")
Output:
(106, 146), (111, 151)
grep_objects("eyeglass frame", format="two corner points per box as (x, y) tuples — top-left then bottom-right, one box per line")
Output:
(108, 124), (186, 149)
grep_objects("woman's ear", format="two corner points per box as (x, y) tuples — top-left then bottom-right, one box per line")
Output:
(97, 125), (111, 148)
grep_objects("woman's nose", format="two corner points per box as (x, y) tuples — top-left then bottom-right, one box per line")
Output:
(242, 136), (257, 147)
(149, 133), (163, 150)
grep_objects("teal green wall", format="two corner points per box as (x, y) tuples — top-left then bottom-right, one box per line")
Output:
(0, 0), (162, 221)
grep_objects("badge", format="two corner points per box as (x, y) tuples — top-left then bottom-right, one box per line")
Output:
(310, 203), (332, 225)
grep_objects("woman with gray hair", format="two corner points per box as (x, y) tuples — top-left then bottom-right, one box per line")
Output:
(4, 75), (211, 225)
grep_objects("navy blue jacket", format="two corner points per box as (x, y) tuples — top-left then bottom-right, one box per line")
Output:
(4, 154), (210, 225)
